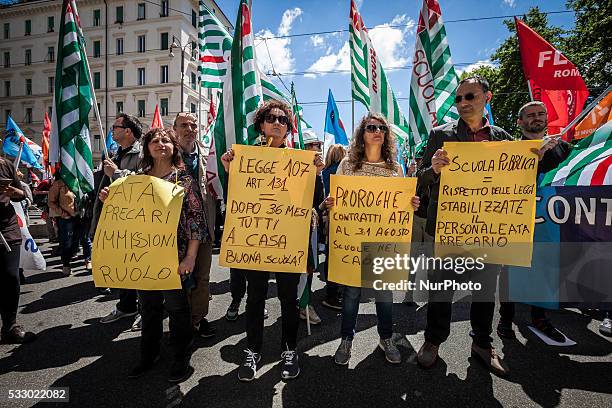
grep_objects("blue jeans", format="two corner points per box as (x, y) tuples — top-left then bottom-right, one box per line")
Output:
(58, 217), (92, 267)
(340, 286), (393, 340)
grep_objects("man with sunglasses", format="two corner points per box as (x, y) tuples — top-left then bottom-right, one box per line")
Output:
(416, 76), (513, 376)
(93, 113), (144, 329)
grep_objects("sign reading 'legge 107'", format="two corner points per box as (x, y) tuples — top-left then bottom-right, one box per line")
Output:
(220, 145), (316, 273)
(92, 175), (184, 290)
(435, 140), (540, 267)
(328, 175), (417, 287)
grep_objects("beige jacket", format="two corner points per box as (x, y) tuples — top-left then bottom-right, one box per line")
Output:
(48, 179), (76, 219)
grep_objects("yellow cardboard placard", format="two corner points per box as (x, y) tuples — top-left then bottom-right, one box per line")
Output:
(435, 140), (540, 267)
(92, 175), (184, 290)
(328, 175), (417, 287)
(220, 144), (316, 273)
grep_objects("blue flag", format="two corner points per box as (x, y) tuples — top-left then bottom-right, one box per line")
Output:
(3, 116), (43, 169)
(323, 89), (349, 155)
(104, 130), (118, 159)
(485, 103), (495, 126)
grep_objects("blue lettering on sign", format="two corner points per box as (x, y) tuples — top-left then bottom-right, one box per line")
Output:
(24, 238), (39, 253)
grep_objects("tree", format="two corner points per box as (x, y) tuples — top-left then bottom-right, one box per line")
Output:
(565, 0), (612, 90)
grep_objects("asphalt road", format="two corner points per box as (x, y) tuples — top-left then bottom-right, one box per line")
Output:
(1, 237), (611, 408)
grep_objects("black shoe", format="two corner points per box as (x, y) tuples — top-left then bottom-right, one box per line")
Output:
(497, 321), (516, 339)
(0, 325), (36, 344)
(238, 349), (260, 382)
(226, 300), (240, 321)
(97, 288), (112, 296)
(168, 360), (191, 383)
(533, 319), (565, 343)
(196, 319), (216, 338)
(19, 269), (28, 285)
(264, 307), (269, 320)
(280, 349), (300, 380)
(322, 297), (342, 311)
(128, 355), (160, 379)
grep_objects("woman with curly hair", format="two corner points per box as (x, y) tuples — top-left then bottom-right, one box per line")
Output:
(221, 100), (324, 382)
(323, 112), (419, 366)
(99, 128), (206, 383)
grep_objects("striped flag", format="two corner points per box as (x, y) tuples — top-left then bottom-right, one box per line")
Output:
(349, 0), (410, 147)
(49, 0), (94, 199)
(408, 0), (459, 157)
(290, 82), (304, 150)
(541, 121), (612, 186)
(198, 1), (232, 89)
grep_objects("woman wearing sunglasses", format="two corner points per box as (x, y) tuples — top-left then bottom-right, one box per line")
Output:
(221, 100), (324, 382)
(323, 113), (420, 366)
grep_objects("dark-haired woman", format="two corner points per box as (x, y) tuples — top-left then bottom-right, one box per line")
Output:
(100, 128), (206, 383)
(221, 100), (324, 382)
(324, 113), (419, 366)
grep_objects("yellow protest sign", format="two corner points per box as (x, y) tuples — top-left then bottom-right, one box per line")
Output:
(435, 140), (540, 267)
(328, 175), (416, 287)
(220, 144), (315, 273)
(92, 175), (184, 290)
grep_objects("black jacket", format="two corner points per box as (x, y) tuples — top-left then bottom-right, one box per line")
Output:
(417, 119), (513, 236)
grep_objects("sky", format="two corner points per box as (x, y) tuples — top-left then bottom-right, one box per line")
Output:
(214, 0), (577, 138)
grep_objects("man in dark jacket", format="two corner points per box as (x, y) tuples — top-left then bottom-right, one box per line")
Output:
(416, 76), (514, 376)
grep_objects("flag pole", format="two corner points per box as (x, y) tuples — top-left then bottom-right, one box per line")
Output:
(13, 142), (24, 171)
(351, 96), (355, 135)
(198, 77), (202, 142)
(527, 81), (534, 101)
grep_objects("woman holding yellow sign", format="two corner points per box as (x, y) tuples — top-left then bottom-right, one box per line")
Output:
(323, 113), (420, 366)
(99, 128), (206, 383)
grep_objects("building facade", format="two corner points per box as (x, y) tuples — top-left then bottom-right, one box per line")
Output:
(0, 0), (231, 162)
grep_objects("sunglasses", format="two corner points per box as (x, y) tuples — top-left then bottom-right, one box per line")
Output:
(454, 92), (481, 103)
(264, 113), (290, 127)
(365, 124), (389, 133)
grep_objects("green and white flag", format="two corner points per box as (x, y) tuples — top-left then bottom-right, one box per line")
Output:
(349, 0), (410, 146)
(198, 1), (232, 89)
(408, 0), (460, 156)
(49, 0), (94, 199)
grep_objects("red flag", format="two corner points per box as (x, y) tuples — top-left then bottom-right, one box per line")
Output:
(42, 111), (51, 168)
(515, 18), (589, 140)
(151, 104), (164, 129)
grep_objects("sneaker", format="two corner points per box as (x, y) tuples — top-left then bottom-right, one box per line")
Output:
(238, 349), (260, 382)
(471, 343), (509, 376)
(85, 260), (92, 270)
(131, 314), (142, 332)
(334, 338), (352, 365)
(100, 308), (138, 324)
(280, 349), (300, 380)
(299, 305), (322, 325)
(97, 288), (112, 296)
(168, 360), (191, 383)
(128, 355), (160, 379)
(417, 341), (439, 368)
(264, 307), (269, 320)
(0, 325), (36, 344)
(496, 321), (516, 339)
(600, 317), (612, 337)
(62, 266), (72, 276)
(226, 300), (240, 322)
(196, 319), (216, 338)
(322, 296), (342, 311)
(533, 318), (565, 343)
(379, 337), (401, 364)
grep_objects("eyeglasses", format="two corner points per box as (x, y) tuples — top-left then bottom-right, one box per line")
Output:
(365, 124), (389, 133)
(112, 125), (128, 131)
(454, 93), (480, 103)
(264, 113), (290, 127)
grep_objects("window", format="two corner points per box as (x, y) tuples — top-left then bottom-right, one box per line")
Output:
(47, 16), (54, 32)
(191, 9), (197, 28)
(48, 76), (54, 94)
(93, 9), (101, 26)
(161, 32), (169, 50)
(3, 23), (9, 39)
(138, 100), (145, 117)
(138, 68), (145, 86)
(4, 81), (10, 97)
(190, 103), (196, 114)
(93, 134), (101, 152)
(115, 6), (123, 24)
(26, 78), (32, 95)
(116, 38), (123, 55)
(5, 110), (11, 123)
(3, 52), (9, 68)
(191, 72), (196, 90)
(138, 35), (146, 53)
(25, 19), (31, 36)
(116, 70), (123, 87)
(48, 106), (52, 116)
(94, 41), (101, 58)
(160, 65), (169, 84)
(116, 101), (123, 114)
(191, 40), (197, 59)
(161, 0), (169, 17)
(25, 108), (32, 124)
(25, 49), (31, 66)
(48, 46), (55, 63)
(161, 98), (169, 116)
(94, 72), (101, 89)
(138, 3), (146, 20)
